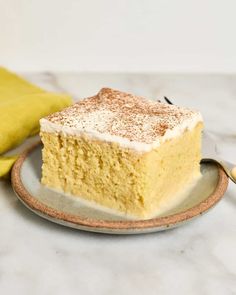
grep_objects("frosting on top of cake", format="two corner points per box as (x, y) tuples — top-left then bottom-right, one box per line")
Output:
(40, 88), (203, 152)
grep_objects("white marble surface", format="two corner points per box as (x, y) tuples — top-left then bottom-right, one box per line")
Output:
(1, 73), (236, 295)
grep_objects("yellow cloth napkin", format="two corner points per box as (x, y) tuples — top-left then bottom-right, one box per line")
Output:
(0, 68), (72, 178)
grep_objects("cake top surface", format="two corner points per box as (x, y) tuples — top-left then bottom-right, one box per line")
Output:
(41, 88), (202, 151)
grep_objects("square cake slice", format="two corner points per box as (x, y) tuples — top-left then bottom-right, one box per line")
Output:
(40, 88), (203, 218)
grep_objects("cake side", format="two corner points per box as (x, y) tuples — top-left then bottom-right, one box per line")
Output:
(40, 131), (151, 217)
(144, 122), (203, 215)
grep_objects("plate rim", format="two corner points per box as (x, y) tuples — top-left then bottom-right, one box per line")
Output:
(11, 142), (229, 231)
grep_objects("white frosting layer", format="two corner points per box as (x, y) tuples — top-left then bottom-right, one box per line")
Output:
(40, 112), (202, 153)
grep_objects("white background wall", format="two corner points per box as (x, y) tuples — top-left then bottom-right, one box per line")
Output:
(1, 0), (236, 72)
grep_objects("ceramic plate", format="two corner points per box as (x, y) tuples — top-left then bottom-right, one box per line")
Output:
(11, 143), (228, 234)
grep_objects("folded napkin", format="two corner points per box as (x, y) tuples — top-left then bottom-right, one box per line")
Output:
(0, 68), (72, 178)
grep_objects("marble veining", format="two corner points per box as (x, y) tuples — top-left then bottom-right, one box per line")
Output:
(1, 73), (236, 295)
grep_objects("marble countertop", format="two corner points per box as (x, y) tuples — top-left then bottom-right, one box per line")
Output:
(1, 73), (236, 295)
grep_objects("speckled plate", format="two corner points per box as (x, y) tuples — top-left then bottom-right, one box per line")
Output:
(11, 143), (228, 234)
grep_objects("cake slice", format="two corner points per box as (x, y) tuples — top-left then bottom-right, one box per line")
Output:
(40, 88), (203, 218)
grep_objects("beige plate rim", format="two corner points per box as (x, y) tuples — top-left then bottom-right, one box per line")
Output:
(11, 143), (229, 233)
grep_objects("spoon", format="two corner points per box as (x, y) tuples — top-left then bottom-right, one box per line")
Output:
(164, 97), (236, 183)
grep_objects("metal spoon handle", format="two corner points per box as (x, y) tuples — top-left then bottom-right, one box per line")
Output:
(202, 157), (236, 183)
(218, 159), (236, 183)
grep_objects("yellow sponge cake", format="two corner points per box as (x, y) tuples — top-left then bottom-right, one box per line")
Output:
(40, 88), (203, 218)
